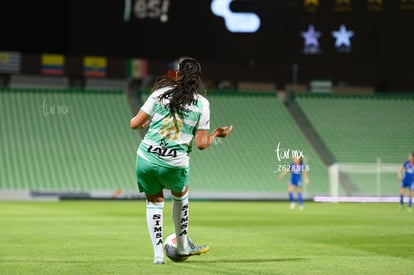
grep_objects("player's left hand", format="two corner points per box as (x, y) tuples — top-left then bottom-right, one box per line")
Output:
(215, 125), (233, 138)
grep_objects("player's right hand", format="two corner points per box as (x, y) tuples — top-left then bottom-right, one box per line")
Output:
(141, 120), (150, 128)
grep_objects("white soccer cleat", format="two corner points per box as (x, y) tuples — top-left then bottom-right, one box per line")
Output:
(177, 245), (210, 258)
(153, 257), (165, 265)
(290, 203), (295, 210)
(177, 237), (210, 258)
(299, 205), (304, 211)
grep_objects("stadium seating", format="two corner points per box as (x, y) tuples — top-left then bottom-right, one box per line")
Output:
(183, 92), (329, 195)
(295, 94), (413, 163)
(295, 93), (414, 195)
(0, 88), (139, 192)
(8, 88), (410, 197)
(1, 88), (332, 197)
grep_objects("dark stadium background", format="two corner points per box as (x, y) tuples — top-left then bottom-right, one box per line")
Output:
(1, 0), (413, 91)
(1, 4), (414, 272)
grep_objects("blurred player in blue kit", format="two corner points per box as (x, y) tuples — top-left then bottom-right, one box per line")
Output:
(398, 152), (414, 211)
(278, 157), (309, 210)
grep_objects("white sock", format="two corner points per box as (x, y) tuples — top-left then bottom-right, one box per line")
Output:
(172, 193), (189, 252)
(146, 201), (164, 260)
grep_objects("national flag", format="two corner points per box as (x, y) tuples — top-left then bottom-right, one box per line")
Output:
(41, 54), (65, 75)
(84, 56), (107, 77)
(0, 51), (21, 73)
(126, 59), (148, 79)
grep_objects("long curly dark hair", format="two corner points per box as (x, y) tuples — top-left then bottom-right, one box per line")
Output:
(153, 57), (202, 117)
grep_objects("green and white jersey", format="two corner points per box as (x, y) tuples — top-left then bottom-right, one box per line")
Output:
(137, 87), (210, 168)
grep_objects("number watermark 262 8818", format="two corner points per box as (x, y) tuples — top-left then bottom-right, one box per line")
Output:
(274, 142), (310, 172)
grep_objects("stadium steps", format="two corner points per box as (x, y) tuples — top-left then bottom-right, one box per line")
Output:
(295, 93), (414, 195)
(286, 98), (358, 194)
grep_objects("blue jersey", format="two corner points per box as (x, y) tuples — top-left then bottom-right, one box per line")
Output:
(290, 163), (304, 184)
(403, 161), (414, 182)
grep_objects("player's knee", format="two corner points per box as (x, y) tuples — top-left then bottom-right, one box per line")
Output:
(172, 186), (189, 198)
(146, 192), (164, 203)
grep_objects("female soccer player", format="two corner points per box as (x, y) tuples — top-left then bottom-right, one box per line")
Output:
(278, 157), (309, 210)
(130, 57), (232, 264)
(398, 152), (414, 211)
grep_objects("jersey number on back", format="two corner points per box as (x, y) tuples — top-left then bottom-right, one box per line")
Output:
(159, 116), (183, 141)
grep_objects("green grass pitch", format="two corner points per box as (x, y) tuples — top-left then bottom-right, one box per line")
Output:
(1, 201), (414, 274)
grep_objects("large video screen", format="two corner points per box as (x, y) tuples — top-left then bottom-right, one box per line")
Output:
(71, 0), (414, 70)
(70, 0), (297, 63)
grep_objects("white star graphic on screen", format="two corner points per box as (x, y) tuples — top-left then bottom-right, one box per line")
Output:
(301, 24), (322, 47)
(331, 24), (355, 47)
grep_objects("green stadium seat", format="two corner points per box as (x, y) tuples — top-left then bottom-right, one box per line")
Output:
(0, 88), (139, 192)
(295, 94), (414, 195)
(184, 92), (329, 195)
(1, 89), (329, 197)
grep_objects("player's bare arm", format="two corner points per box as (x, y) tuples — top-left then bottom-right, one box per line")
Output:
(398, 166), (404, 180)
(195, 125), (233, 150)
(130, 111), (150, 129)
(303, 170), (310, 184)
(278, 169), (289, 179)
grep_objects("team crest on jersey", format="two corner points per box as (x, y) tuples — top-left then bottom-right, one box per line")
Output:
(148, 139), (177, 158)
(405, 162), (414, 174)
